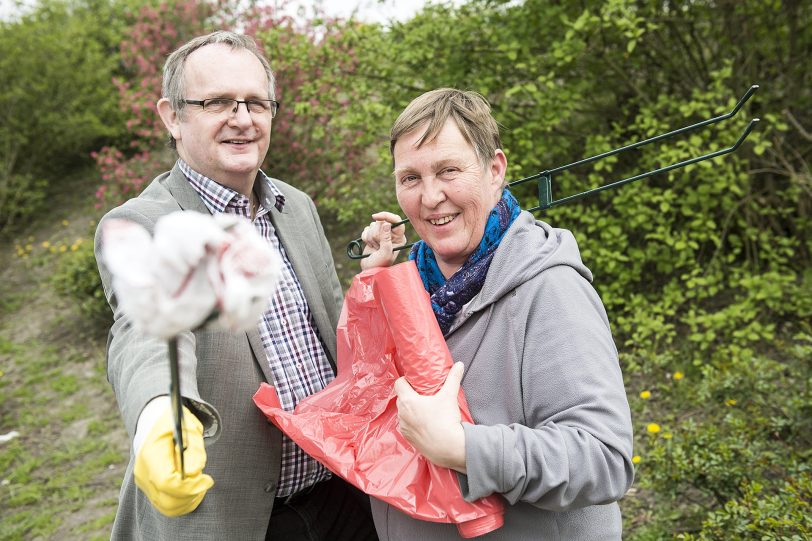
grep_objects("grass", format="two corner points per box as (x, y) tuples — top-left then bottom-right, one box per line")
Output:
(0, 167), (128, 540)
(0, 333), (126, 540)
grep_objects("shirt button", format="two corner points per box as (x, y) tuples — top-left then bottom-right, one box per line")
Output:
(264, 482), (275, 493)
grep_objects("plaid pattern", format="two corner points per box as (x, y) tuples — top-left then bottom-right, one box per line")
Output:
(179, 159), (334, 496)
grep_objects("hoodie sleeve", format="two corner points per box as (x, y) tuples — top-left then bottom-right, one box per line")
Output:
(459, 265), (634, 510)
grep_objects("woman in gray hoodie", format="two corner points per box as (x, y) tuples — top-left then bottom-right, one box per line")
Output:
(360, 88), (635, 540)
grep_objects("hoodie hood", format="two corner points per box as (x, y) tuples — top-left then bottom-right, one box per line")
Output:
(464, 210), (593, 316)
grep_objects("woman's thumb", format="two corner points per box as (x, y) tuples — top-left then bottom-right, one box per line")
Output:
(442, 362), (464, 395)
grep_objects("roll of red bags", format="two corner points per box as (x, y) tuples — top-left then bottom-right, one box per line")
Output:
(253, 261), (504, 537)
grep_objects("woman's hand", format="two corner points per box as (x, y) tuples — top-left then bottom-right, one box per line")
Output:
(394, 362), (467, 473)
(360, 212), (407, 270)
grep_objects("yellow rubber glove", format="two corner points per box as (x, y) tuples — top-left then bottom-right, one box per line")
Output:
(134, 405), (214, 517)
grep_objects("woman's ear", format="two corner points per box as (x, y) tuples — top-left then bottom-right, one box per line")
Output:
(490, 149), (508, 189)
(156, 98), (182, 142)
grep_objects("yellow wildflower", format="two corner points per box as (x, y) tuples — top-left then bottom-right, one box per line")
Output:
(639, 390), (652, 399)
(632, 455), (641, 464)
(59, 245), (67, 253)
(647, 423), (661, 434)
(673, 371), (684, 381)
(41, 241), (50, 248)
(71, 244), (79, 251)
(62, 219), (70, 226)
(663, 432), (673, 440)
(725, 399), (737, 407)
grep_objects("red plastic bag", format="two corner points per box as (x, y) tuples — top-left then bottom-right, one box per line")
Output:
(253, 261), (504, 538)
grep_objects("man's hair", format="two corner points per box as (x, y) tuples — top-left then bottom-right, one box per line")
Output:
(390, 88), (502, 167)
(162, 31), (276, 147)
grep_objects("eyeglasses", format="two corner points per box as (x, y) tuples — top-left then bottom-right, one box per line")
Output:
(183, 98), (280, 118)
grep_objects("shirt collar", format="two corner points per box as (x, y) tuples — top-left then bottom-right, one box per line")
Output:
(177, 158), (286, 215)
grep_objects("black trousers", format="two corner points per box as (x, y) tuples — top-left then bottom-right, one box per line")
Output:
(266, 475), (378, 541)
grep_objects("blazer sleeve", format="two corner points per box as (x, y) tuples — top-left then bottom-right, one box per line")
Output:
(94, 205), (221, 443)
(460, 265), (634, 510)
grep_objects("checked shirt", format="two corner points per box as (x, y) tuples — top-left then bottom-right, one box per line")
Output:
(180, 159), (334, 497)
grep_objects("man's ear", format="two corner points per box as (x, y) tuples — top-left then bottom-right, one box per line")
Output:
(156, 98), (182, 142)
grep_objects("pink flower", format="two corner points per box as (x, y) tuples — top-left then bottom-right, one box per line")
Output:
(101, 211), (280, 338)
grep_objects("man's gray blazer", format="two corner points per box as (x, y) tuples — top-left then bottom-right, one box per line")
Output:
(95, 163), (344, 540)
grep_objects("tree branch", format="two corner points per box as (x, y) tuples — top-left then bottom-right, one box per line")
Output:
(783, 108), (812, 141)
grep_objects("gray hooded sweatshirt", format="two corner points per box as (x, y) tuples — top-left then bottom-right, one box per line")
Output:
(371, 211), (635, 540)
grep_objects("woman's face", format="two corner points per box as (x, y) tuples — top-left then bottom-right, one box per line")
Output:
(394, 119), (506, 278)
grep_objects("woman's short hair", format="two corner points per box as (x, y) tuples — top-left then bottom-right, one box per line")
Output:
(162, 31), (276, 116)
(390, 88), (502, 166)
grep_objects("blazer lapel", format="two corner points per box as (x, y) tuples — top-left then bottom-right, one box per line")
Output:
(245, 327), (277, 384)
(162, 163), (211, 214)
(267, 197), (338, 371)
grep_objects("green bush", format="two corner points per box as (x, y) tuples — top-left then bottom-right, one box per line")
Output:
(679, 472), (812, 540)
(0, 0), (130, 230)
(0, 173), (48, 230)
(628, 334), (812, 537)
(51, 238), (110, 326)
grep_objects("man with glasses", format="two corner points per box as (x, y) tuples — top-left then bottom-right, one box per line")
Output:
(95, 31), (377, 540)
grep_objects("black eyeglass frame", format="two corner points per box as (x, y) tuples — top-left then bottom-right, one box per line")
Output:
(183, 98), (280, 118)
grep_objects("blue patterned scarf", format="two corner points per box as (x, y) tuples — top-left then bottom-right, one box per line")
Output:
(409, 188), (521, 334)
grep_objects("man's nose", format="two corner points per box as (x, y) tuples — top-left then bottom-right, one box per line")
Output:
(229, 101), (253, 126)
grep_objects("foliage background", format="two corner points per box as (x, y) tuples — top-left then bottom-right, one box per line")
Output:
(1, 0), (810, 538)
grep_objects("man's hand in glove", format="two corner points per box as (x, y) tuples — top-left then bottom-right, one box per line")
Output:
(133, 397), (214, 517)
